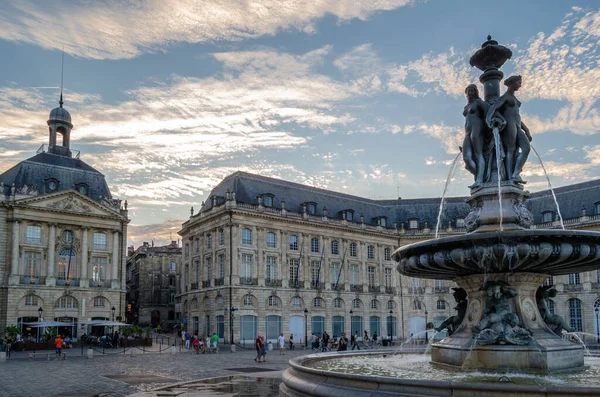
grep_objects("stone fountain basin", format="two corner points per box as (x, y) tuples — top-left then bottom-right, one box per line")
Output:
(392, 230), (600, 280)
(279, 350), (600, 397)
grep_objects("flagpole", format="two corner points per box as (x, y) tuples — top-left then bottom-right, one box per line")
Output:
(335, 248), (346, 290)
(316, 245), (325, 288)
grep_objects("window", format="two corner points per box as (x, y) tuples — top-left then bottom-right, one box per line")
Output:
(185, 244), (190, 258)
(542, 211), (553, 223)
(242, 228), (252, 245)
(241, 254), (253, 280)
(25, 295), (38, 306)
(207, 233), (212, 249)
(91, 257), (107, 282)
(195, 260), (200, 283)
(311, 237), (319, 253)
(289, 235), (298, 251)
(333, 316), (345, 337)
(263, 195), (273, 207)
(195, 237), (200, 253)
(291, 296), (302, 308)
(384, 248), (392, 261)
(23, 251), (41, 277)
(350, 243), (357, 257)
(413, 299), (422, 311)
(368, 266), (376, 288)
(243, 295), (254, 307)
(93, 232), (107, 249)
(268, 296), (279, 307)
(367, 246), (375, 259)
(204, 298), (211, 309)
(384, 268), (392, 288)
(219, 229), (225, 246)
(331, 263), (341, 285)
(548, 299), (555, 315)
(266, 232), (276, 248)
(596, 202), (600, 214)
(380, 217), (387, 227)
(26, 226), (42, 244)
(569, 298), (583, 332)
(56, 296), (77, 309)
(387, 300), (394, 310)
(218, 254), (225, 279)
(313, 297), (324, 308)
(409, 219), (418, 229)
(350, 264), (359, 285)
(331, 240), (339, 255)
(57, 249), (76, 281)
(216, 295), (224, 307)
(311, 261), (322, 287)
(334, 298), (343, 308)
(346, 211), (354, 222)
(266, 256), (277, 282)
(206, 257), (212, 281)
(76, 184), (88, 195)
(307, 203), (317, 215)
(191, 298), (198, 309)
(352, 299), (361, 309)
(170, 261), (176, 272)
(289, 258), (299, 284)
(437, 300), (446, 310)
(370, 299), (379, 309)
(544, 277), (554, 287)
(456, 218), (465, 228)
(62, 230), (74, 244)
(568, 273), (581, 285)
(93, 297), (106, 307)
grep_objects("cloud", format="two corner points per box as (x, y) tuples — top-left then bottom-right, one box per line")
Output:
(0, 0), (417, 59)
(128, 219), (185, 248)
(400, 123), (463, 154)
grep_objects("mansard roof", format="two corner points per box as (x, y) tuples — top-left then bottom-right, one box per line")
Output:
(0, 151), (111, 200)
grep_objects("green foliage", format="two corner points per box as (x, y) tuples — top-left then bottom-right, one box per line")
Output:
(143, 326), (152, 337)
(45, 328), (57, 337)
(121, 326), (133, 337)
(5, 325), (20, 339)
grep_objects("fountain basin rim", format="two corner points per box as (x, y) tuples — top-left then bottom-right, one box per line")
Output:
(283, 350), (600, 396)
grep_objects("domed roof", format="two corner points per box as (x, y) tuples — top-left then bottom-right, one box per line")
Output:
(48, 106), (72, 125)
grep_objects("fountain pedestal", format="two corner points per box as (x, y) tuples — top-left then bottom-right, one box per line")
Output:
(431, 273), (584, 373)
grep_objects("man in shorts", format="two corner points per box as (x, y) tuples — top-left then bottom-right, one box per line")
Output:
(278, 333), (285, 355)
(55, 334), (64, 359)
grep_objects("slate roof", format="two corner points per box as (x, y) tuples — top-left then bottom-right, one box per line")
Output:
(200, 171), (600, 228)
(0, 152), (111, 200)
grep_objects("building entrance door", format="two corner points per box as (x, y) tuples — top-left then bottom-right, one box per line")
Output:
(289, 315), (304, 348)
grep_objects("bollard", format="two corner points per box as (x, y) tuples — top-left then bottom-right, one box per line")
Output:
(0, 352), (6, 361)
(230, 344), (236, 353)
(87, 348), (93, 359)
(131, 347), (137, 357)
(170, 345), (176, 355)
(268, 342), (273, 352)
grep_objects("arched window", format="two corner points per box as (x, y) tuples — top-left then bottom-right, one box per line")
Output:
(204, 297), (211, 309)
(291, 296), (302, 309)
(370, 299), (379, 309)
(333, 297), (343, 308)
(569, 298), (583, 332)
(56, 296), (77, 309)
(331, 240), (339, 255)
(93, 297), (106, 307)
(24, 295), (38, 306)
(266, 232), (276, 248)
(242, 228), (252, 245)
(243, 295), (254, 307)
(352, 299), (361, 309)
(413, 299), (422, 311)
(191, 298), (198, 309)
(289, 235), (298, 251)
(313, 297), (324, 308)
(384, 247), (392, 261)
(216, 296), (224, 307)
(62, 230), (74, 244)
(350, 243), (357, 257)
(367, 245), (375, 259)
(387, 300), (394, 310)
(268, 296), (280, 307)
(311, 237), (319, 253)
(437, 300), (446, 310)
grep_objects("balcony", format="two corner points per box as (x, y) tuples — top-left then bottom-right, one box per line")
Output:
(190, 282), (198, 290)
(434, 286), (450, 294)
(368, 285), (378, 293)
(240, 277), (258, 286)
(202, 280), (210, 288)
(288, 280), (304, 289)
(564, 284), (583, 292)
(310, 281), (323, 290)
(265, 279), (282, 287)
(90, 280), (111, 288)
(351, 284), (364, 292)
(56, 279), (79, 287)
(214, 278), (225, 286)
(20, 276), (45, 285)
(385, 286), (395, 294)
(408, 287), (425, 295)
(331, 283), (345, 291)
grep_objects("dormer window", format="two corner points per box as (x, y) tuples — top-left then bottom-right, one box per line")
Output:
(303, 202), (317, 215)
(75, 183), (88, 196)
(409, 219), (418, 229)
(456, 218), (465, 228)
(45, 179), (59, 193)
(344, 210), (354, 222)
(380, 217), (387, 227)
(595, 202), (600, 215)
(542, 211), (553, 223)
(263, 194), (274, 207)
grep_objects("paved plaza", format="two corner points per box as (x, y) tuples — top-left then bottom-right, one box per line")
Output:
(0, 343), (310, 397)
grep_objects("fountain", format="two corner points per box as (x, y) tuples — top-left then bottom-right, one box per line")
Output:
(280, 37), (600, 396)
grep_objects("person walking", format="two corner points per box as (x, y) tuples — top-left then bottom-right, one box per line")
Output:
(363, 330), (370, 348)
(351, 331), (360, 350)
(278, 333), (285, 355)
(260, 336), (267, 362)
(211, 332), (218, 349)
(185, 331), (191, 349)
(289, 334), (294, 350)
(54, 334), (64, 359)
(337, 333), (348, 351)
(254, 334), (263, 362)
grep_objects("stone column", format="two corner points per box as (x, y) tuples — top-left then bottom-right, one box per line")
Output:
(111, 230), (119, 289)
(80, 228), (89, 287)
(46, 224), (56, 286)
(9, 220), (20, 285)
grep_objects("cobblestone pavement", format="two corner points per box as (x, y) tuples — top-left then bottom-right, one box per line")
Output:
(0, 345), (310, 397)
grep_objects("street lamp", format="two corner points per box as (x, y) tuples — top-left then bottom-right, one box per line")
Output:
(37, 307), (44, 342)
(424, 310), (429, 343)
(389, 310), (393, 342)
(349, 309), (354, 338)
(111, 306), (116, 335)
(304, 308), (308, 348)
(594, 306), (600, 343)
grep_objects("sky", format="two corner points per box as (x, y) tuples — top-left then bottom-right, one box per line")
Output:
(1, 0), (599, 247)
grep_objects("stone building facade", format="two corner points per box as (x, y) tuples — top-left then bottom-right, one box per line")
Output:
(178, 172), (600, 345)
(126, 241), (180, 327)
(0, 98), (129, 339)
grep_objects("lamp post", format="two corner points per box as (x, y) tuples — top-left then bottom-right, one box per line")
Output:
(38, 307), (44, 342)
(594, 306), (600, 343)
(349, 309), (354, 339)
(304, 308), (308, 348)
(111, 306), (116, 335)
(424, 310), (429, 343)
(389, 309), (393, 342)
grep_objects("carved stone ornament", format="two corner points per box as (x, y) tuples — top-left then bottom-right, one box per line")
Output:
(16, 184), (39, 196)
(513, 198), (533, 228)
(47, 196), (92, 213)
(464, 205), (481, 232)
